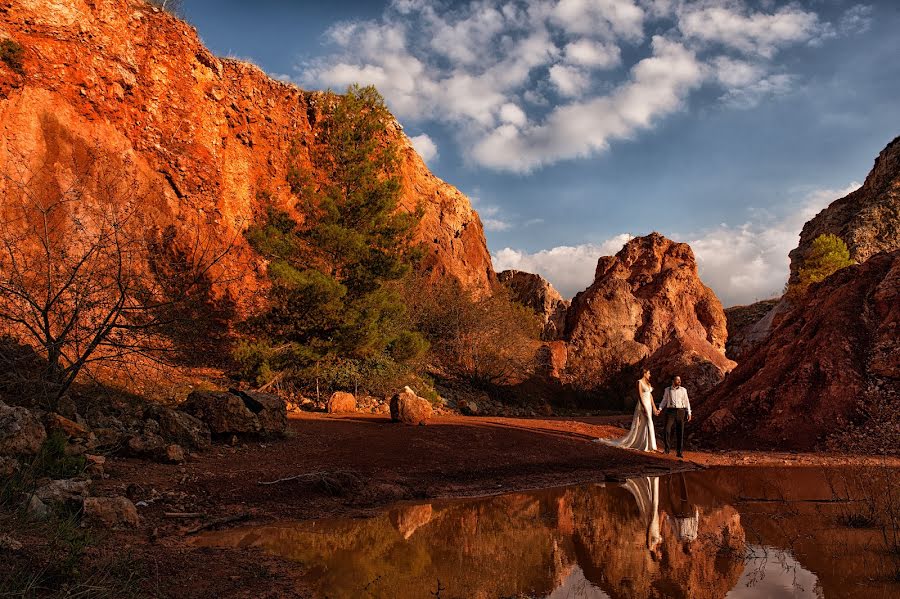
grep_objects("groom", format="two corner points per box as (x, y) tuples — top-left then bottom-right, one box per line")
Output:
(658, 375), (691, 458)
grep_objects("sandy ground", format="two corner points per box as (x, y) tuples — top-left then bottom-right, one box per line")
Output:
(14, 413), (900, 598)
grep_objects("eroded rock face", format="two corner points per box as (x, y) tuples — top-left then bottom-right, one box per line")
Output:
(390, 386), (433, 425)
(498, 270), (569, 340)
(563, 233), (734, 404)
(789, 136), (900, 284)
(723, 298), (780, 360)
(0, 0), (495, 329)
(696, 250), (900, 451)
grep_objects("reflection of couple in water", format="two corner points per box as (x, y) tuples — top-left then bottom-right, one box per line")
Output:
(624, 473), (699, 554)
(598, 369), (692, 458)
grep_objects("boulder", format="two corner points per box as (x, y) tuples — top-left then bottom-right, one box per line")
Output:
(82, 496), (140, 528)
(26, 494), (49, 520)
(126, 432), (166, 458)
(390, 387), (433, 425)
(459, 399), (480, 416)
(563, 233), (735, 405)
(0, 400), (46, 456)
(45, 413), (96, 455)
(327, 391), (357, 414)
(149, 406), (211, 451)
(181, 389), (286, 438)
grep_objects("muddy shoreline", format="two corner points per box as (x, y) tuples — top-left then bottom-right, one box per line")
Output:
(11, 413), (900, 598)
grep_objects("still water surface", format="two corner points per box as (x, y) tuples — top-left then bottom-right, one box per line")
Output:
(194, 467), (900, 598)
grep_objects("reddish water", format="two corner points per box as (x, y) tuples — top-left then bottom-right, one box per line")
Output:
(194, 467), (900, 598)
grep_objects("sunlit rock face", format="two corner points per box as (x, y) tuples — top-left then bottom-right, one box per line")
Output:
(696, 249), (900, 451)
(0, 0), (495, 322)
(563, 233), (734, 406)
(789, 135), (900, 285)
(498, 270), (569, 340)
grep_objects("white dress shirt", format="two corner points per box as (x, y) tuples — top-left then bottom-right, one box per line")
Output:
(659, 385), (691, 416)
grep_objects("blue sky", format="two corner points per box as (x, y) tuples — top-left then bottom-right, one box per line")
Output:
(181, 0), (900, 306)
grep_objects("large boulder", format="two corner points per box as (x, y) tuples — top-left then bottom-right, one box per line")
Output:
(695, 250), (900, 451)
(390, 387), (433, 425)
(148, 405), (211, 451)
(498, 270), (569, 340)
(327, 391), (357, 414)
(0, 400), (46, 456)
(789, 136), (900, 285)
(83, 496), (140, 528)
(562, 233), (735, 406)
(181, 389), (286, 438)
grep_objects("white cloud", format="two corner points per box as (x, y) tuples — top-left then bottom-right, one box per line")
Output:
(839, 4), (873, 35)
(492, 234), (634, 298)
(677, 4), (825, 58)
(409, 133), (438, 163)
(549, 64), (589, 97)
(688, 181), (862, 306)
(298, 0), (861, 172)
(564, 39), (621, 69)
(492, 182), (862, 305)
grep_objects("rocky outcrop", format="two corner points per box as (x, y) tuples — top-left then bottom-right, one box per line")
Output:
(723, 298), (780, 360)
(563, 233), (734, 405)
(0, 0), (495, 330)
(390, 386), (432, 425)
(789, 136), (900, 284)
(181, 389), (286, 438)
(498, 270), (569, 340)
(696, 250), (900, 451)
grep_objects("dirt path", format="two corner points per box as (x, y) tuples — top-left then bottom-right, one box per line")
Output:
(79, 413), (900, 597)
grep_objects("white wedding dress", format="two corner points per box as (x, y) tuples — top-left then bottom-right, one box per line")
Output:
(597, 380), (657, 452)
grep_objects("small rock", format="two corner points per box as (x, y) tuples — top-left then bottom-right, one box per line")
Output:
(164, 444), (185, 464)
(26, 495), (49, 520)
(327, 391), (357, 414)
(460, 400), (479, 416)
(82, 497), (140, 528)
(35, 478), (92, 504)
(84, 454), (106, 477)
(0, 534), (23, 552)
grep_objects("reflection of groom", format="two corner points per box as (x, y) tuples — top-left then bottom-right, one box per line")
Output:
(658, 376), (691, 458)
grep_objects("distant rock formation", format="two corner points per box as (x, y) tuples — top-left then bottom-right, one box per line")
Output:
(498, 270), (569, 340)
(563, 233), (734, 405)
(723, 299), (779, 360)
(789, 136), (900, 284)
(696, 250), (900, 451)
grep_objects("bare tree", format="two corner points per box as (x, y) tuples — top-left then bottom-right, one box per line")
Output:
(0, 145), (235, 409)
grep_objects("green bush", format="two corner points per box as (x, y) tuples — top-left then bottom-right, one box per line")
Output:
(0, 39), (24, 75)
(789, 233), (855, 296)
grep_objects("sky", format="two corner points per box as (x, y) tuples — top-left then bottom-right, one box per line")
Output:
(181, 0), (900, 307)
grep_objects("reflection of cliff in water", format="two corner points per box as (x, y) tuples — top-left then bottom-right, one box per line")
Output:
(194, 474), (746, 599)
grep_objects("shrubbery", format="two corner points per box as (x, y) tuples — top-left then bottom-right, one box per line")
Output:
(787, 233), (855, 297)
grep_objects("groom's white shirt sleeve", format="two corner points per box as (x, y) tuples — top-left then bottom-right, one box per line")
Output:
(658, 387), (670, 412)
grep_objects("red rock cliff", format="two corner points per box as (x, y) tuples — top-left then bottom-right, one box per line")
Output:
(0, 0), (495, 313)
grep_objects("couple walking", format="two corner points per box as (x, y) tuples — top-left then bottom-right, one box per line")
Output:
(598, 369), (691, 457)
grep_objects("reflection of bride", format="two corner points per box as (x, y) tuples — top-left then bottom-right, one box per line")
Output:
(623, 476), (662, 551)
(597, 369), (658, 452)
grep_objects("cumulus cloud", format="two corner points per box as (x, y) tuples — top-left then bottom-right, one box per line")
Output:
(492, 182), (862, 305)
(492, 234), (634, 297)
(298, 0), (861, 172)
(409, 133), (438, 163)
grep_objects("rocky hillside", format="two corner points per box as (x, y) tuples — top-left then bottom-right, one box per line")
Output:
(561, 233), (734, 405)
(723, 298), (779, 360)
(498, 270), (569, 340)
(789, 136), (900, 284)
(696, 250), (899, 451)
(0, 0), (495, 316)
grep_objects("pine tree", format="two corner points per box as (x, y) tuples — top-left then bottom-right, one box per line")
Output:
(793, 233), (855, 295)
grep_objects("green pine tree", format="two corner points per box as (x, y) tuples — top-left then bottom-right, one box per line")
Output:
(792, 233), (855, 295)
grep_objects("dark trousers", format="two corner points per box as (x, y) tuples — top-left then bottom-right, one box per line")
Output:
(664, 408), (687, 454)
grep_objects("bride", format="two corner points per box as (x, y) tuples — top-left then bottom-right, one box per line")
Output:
(597, 369), (659, 452)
